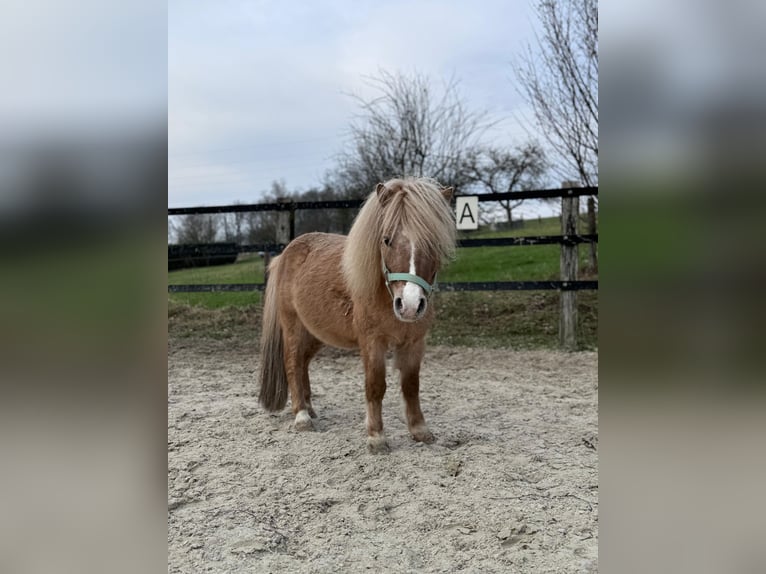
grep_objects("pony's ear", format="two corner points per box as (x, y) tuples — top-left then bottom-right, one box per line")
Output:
(441, 186), (454, 202)
(376, 182), (393, 205)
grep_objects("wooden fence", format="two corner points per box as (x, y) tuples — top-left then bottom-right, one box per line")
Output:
(168, 186), (597, 349)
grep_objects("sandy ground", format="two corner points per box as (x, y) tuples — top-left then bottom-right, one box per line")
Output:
(168, 338), (598, 573)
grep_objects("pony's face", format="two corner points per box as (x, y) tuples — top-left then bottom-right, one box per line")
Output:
(381, 231), (438, 322)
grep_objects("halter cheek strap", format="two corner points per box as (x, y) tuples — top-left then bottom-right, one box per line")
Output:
(382, 259), (437, 300)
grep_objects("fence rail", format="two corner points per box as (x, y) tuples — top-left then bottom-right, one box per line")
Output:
(168, 280), (598, 294)
(167, 186), (597, 215)
(167, 234), (599, 264)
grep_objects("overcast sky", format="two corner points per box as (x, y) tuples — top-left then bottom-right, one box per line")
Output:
(169, 0), (545, 209)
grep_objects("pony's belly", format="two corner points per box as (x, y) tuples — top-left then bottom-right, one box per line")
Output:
(295, 294), (358, 349)
(307, 323), (358, 349)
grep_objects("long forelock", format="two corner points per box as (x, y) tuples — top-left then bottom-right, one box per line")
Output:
(342, 177), (456, 299)
(382, 182), (456, 264)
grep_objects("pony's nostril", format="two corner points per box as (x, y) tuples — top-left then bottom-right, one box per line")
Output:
(394, 297), (403, 313)
(417, 298), (426, 315)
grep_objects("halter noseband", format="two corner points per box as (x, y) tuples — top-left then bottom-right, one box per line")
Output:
(382, 258), (437, 300)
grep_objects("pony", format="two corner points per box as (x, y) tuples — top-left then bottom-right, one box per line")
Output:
(258, 177), (455, 453)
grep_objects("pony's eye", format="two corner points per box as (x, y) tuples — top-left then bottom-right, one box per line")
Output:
(383, 236), (391, 247)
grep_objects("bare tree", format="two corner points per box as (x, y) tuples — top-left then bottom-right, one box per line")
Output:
(335, 70), (491, 196)
(216, 208), (249, 244)
(463, 143), (547, 224)
(517, 0), (597, 270)
(232, 209), (247, 244)
(240, 181), (285, 244)
(294, 185), (358, 236)
(172, 213), (219, 244)
(516, 0), (598, 187)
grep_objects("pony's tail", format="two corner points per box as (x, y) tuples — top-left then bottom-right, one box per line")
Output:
(258, 256), (288, 411)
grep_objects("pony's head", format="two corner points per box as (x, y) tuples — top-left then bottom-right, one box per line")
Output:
(343, 177), (456, 322)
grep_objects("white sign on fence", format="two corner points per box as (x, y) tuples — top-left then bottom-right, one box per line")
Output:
(455, 196), (479, 230)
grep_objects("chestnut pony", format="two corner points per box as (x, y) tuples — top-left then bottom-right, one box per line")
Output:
(258, 177), (455, 452)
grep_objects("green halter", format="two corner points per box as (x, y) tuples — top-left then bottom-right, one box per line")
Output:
(382, 258), (436, 300)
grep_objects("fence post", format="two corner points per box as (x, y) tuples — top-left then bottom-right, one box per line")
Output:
(586, 196), (598, 273)
(263, 251), (271, 287)
(560, 184), (580, 350)
(266, 199), (296, 290)
(275, 198), (292, 246)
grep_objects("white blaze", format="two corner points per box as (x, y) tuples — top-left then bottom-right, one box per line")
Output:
(401, 240), (423, 309)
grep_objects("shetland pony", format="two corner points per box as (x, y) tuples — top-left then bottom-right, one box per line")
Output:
(258, 177), (455, 453)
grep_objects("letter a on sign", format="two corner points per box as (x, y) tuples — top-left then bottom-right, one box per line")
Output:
(455, 196), (479, 230)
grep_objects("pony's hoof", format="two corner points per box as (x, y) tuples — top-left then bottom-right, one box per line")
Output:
(294, 410), (314, 431)
(307, 406), (318, 419)
(411, 426), (435, 444)
(367, 435), (390, 454)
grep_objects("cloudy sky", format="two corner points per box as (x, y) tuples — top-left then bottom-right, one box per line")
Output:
(169, 0), (544, 209)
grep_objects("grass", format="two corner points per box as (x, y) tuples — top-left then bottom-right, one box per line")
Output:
(428, 290), (597, 349)
(168, 290), (597, 350)
(168, 216), (598, 348)
(442, 245), (562, 282)
(169, 253), (265, 308)
(169, 253), (265, 284)
(458, 215), (563, 239)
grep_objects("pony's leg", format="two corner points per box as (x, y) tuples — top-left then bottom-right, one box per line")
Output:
(301, 336), (323, 419)
(362, 339), (389, 453)
(395, 339), (434, 443)
(281, 313), (320, 431)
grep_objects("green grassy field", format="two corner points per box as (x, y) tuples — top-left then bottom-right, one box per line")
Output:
(168, 253), (266, 308)
(168, 216), (597, 348)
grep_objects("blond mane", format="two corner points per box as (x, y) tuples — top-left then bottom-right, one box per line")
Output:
(342, 177), (456, 299)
